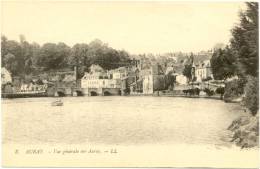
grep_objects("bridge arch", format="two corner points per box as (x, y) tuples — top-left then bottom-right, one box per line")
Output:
(56, 91), (65, 97)
(90, 91), (98, 96)
(103, 91), (112, 96)
(76, 90), (83, 96)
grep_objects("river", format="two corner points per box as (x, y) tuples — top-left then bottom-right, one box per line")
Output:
(2, 96), (245, 147)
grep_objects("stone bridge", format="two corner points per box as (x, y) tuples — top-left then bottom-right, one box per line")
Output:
(54, 87), (83, 97)
(82, 88), (121, 96)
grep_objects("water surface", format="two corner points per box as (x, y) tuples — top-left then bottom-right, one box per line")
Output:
(2, 96), (244, 146)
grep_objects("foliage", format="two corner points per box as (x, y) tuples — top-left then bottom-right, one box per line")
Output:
(243, 76), (259, 115)
(1, 36), (131, 77)
(37, 43), (70, 71)
(182, 64), (192, 81)
(223, 79), (245, 102)
(183, 88), (200, 96)
(230, 2), (258, 77)
(215, 87), (225, 95)
(203, 88), (214, 96)
(210, 46), (237, 80)
(2, 53), (18, 74)
(215, 87), (225, 99)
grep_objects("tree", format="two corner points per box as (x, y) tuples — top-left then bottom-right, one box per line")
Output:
(243, 76), (259, 115)
(211, 46), (237, 80)
(1, 35), (131, 77)
(19, 35), (34, 74)
(30, 42), (41, 72)
(56, 42), (71, 68)
(68, 43), (90, 78)
(36, 42), (71, 71)
(182, 64), (192, 81)
(3, 53), (18, 75)
(230, 2), (258, 77)
(1, 35), (8, 65)
(182, 54), (194, 82)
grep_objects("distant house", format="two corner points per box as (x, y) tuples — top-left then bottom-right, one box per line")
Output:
(194, 60), (213, 82)
(108, 67), (128, 80)
(20, 79), (48, 92)
(1, 67), (12, 85)
(124, 67), (140, 94)
(141, 64), (166, 94)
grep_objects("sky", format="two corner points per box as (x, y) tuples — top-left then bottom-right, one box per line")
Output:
(1, 1), (245, 54)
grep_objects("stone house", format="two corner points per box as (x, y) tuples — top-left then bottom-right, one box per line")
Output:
(141, 64), (166, 94)
(194, 60), (213, 82)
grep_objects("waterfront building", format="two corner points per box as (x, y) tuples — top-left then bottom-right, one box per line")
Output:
(81, 72), (120, 89)
(81, 64), (122, 96)
(108, 67), (128, 80)
(20, 79), (48, 92)
(125, 67), (140, 94)
(194, 60), (213, 82)
(141, 64), (166, 94)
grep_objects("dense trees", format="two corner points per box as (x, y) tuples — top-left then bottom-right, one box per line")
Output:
(230, 2), (258, 77)
(210, 2), (258, 115)
(211, 46), (237, 80)
(1, 36), (131, 78)
(211, 2), (258, 79)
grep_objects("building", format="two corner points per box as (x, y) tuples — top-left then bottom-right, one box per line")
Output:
(1, 67), (12, 85)
(124, 67), (140, 94)
(108, 67), (128, 80)
(194, 60), (213, 82)
(81, 64), (122, 96)
(20, 79), (48, 92)
(141, 64), (166, 94)
(81, 71), (120, 89)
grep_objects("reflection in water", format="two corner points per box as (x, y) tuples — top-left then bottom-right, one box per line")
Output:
(2, 96), (244, 146)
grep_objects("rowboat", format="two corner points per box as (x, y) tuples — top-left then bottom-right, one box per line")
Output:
(51, 100), (63, 106)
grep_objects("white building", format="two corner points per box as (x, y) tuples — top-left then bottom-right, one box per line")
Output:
(142, 64), (165, 94)
(143, 75), (153, 94)
(1, 67), (12, 85)
(194, 60), (213, 82)
(81, 65), (123, 91)
(108, 67), (128, 80)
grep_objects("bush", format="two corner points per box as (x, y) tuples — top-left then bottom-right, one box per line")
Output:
(183, 88), (200, 96)
(216, 87), (224, 94)
(204, 88), (214, 96)
(243, 76), (259, 115)
(216, 87), (225, 99)
(224, 78), (245, 102)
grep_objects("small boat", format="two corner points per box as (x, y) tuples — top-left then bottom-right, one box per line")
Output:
(51, 99), (63, 106)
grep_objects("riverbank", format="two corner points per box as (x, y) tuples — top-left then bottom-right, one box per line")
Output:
(228, 112), (259, 148)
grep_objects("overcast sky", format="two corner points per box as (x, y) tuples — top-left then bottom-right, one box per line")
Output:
(1, 1), (245, 54)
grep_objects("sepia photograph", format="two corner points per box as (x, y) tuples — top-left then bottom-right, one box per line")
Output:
(1, 0), (259, 167)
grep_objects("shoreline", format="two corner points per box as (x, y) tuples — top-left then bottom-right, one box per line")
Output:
(2, 92), (224, 100)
